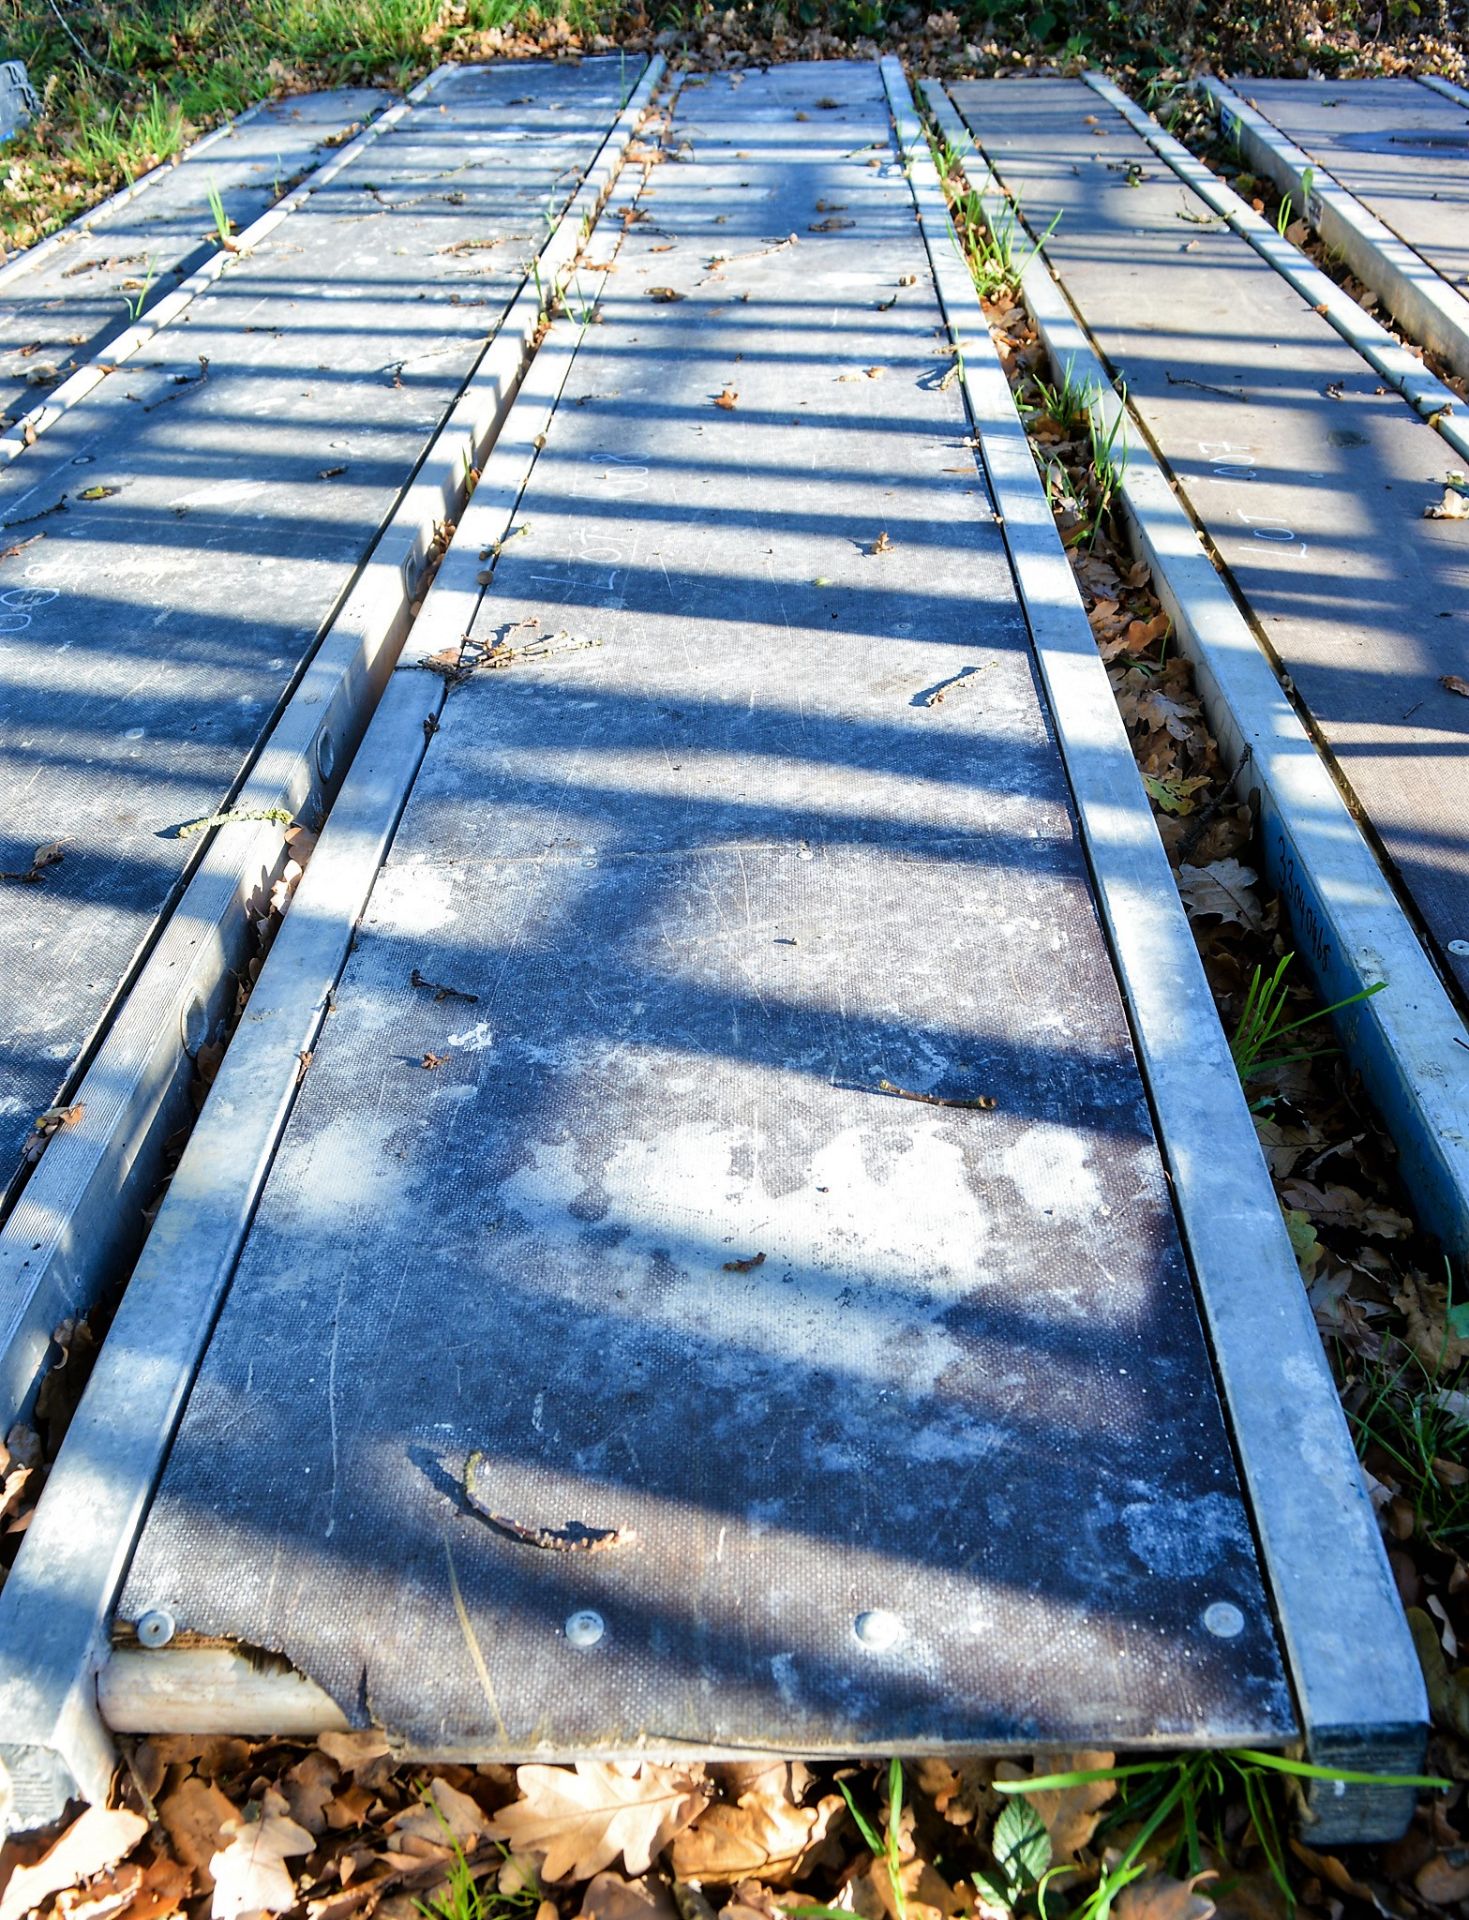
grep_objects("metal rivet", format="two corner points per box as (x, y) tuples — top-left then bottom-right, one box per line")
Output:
(1449, 940), (1469, 957)
(1203, 1601), (1245, 1639)
(565, 1609), (605, 1648)
(136, 1609), (176, 1649)
(853, 1608), (903, 1651)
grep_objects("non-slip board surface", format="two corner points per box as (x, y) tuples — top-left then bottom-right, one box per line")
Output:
(0, 88), (390, 431)
(948, 79), (1469, 1001)
(120, 62), (1294, 1755)
(0, 59), (640, 1191)
(1239, 77), (1469, 295)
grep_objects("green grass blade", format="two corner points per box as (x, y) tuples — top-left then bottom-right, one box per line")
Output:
(1230, 1748), (1450, 1790)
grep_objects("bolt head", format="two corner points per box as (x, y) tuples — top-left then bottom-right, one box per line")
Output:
(136, 1608), (176, 1649)
(565, 1609), (605, 1648)
(1203, 1601), (1245, 1639)
(853, 1608), (903, 1651)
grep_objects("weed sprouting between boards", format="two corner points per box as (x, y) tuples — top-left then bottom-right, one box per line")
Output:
(1022, 358), (1130, 550)
(1229, 950), (1386, 1094)
(953, 188), (1061, 302)
(990, 1750), (1446, 1916)
(797, 1752), (1447, 1920)
(1346, 1269), (1469, 1554)
(1084, 389), (1128, 542)
(125, 254), (157, 320)
(790, 1758), (909, 1920)
(206, 175), (234, 244)
(412, 1794), (542, 1920)
(928, 135), (1131, 546)
(1024, 357), (1093, 438)
(929, 133), (1061, 302)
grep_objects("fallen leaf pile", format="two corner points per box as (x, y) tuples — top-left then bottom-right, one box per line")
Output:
(4, 1743), (1405, 1920)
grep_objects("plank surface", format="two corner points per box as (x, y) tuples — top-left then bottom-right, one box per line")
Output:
(949, 78), (1469, 1002)
(0, 89), (390, 430)
(0, 59), (640, 1194)
(1239, 77), (1469, 295)
(119, 62), (1293, 1756)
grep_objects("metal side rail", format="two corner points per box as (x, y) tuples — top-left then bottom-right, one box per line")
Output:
(0, 66), (455, 463)
(921, 80), (1469, 1254)
(0, 86), (392, 433)
(1083, 73), (1469, 474)
(0, 58), (664, 1435)
(1420, 73), (1469, 110)
(1203, 77), (1469, 319)
(894, 63), (1425, 1838)
(1198, 74), (1469, 384)
(0, 110), (661, 1829)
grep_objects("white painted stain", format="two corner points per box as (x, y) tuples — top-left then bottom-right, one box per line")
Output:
(446, 1020), (494, 1052)
(376, 863), (458, 933)
(495, 1115), (987, 1392)
(169, 478), (270, 510)
(769, 1652), (801, 1708)
(1122, 1490), (1248, 1577)
(1000, 1121), (1101, 1220)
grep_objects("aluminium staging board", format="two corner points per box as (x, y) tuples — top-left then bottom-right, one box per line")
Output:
(946, 78), (1469, 1003)
(0, 88), (390, 433)
(0, 58), (640, 1202)
(114, 60), (1300, 1762)
(1224, 76), (1469, 299)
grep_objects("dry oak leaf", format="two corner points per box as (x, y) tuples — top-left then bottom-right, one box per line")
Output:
(846, 1854), (971, 1920)
(1396, 1272), (1469, 1373)
(54, 1863), (143, 1920)
(717, 1882), (790, 1920)
(577, 1874), (680, 1920)
(994, 1751), (1116, 1861)
(316, 1729), (392, 1774)
(1424, 488), (1469, 520)
(145, 1732), (256, 1778)
(1113, 1874), (1215, 1920)
(1415, 1851), (1469, 1907)
(1176, 860), (1261, 932)
(283, 1750), (341, 1836)
(488, 1762), (709, 1883)
(0, 1809), (147, 1920)
(158, 1776), (241, 1891)
(387, 1779), (490, 1855)
(670, 1760), (842, 1885)
(209, 1789), (315, 1920)
(111, 1857), (191, 1920)
(323, 1783), (378, 1833)
(913, 1757), (997, 1829)
(1134, 688), (1196, 741)
(1287, 1839), (1378, 1907)
(1442, 674), (1469, 698)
